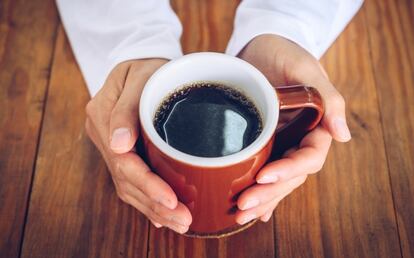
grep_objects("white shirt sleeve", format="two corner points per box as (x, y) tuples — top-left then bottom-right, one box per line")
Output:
(226, 0), (364, 59)
(56, 0), (183, 96)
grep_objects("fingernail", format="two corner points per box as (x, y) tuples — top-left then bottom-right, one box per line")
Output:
(110, 128), (131, 150)
(170, 216), (187, 226)
(239, 214), (256, 225)
(174, 225), (188, 234)
(241, 198), (260, 210)
(334, 118), (351, 141)
(261, 212), (273, 222)
(152, 221), (162, 228)
(257, 174), (279, 184)
(159, 198), (175, 210)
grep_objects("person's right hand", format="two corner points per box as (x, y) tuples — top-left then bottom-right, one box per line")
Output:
(85, 59), (192, 234)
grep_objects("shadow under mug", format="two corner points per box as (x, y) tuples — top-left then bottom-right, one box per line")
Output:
(139, 52), (324, 238)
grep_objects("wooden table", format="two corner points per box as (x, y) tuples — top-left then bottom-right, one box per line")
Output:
(1, 0), (413, 257)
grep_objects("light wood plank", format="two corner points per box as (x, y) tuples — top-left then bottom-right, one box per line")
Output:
(273, 8), (402, 258)
(0, 0), (58, 257)
(172, 0), (240, 53)
(20, 27), (149, 258)
(365, 0), (414, 257)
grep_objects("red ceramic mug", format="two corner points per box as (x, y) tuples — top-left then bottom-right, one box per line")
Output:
(139, 52), (323, 238)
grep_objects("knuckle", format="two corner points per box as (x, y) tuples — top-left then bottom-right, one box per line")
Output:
(139, 170), (154, 185)
(331, 94), (345, 109)
(85, 100), (96, 118)
(108, 156), (126, 182)
(298, 175), (308, 184)
(84, 119), (91, 136)
(117, 190), (128, 203)
(113, 158), (127, 181)
(135, 169), (151, 188)
(146, 214), (157, 224)
(84, 119), (96, 141)
(117, 154), (133, 170)
(148, 201), (161, 216)
(111, 105), (137, 127)
(295, 55), (319, 72)
(309, 160), (324, 174)
(110, 105), (122, 119)
(145, 210), (158, 223)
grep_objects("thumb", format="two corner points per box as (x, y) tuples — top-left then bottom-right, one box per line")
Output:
(295, 61), (351, 143)
(109, 68), (142, 154)
(288, 57), (351, 143)
(109, 88), (140, 153)
(316, 77), (351, 142)
(109, 59), (167, 154)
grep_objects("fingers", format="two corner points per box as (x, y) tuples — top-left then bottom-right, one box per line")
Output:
(86, 60), (187, 233)
(235, 194), (283, 225)
(123, 181), (192, 228)
(109, 60), (167, 154)
(256, 126), (331, 183)
(260, 210), (273, 222)
(303, 61), (351, 142)
(319, 83), (351, 142)
(116, 152), (178, 210)
(85, 62), (132, 154)
(287, 52), (351, 142)
(238, 175), (307, 210)
(112, 153), (192, 234)
(108, 66), (139, 154)
(150, 220), (163, 228)
(236, 175), (307, 225)
(238, 34), (351, 142)
(125, 193), (190, 234)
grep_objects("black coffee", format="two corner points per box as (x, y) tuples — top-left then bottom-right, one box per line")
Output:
(153, 82), (262, 157)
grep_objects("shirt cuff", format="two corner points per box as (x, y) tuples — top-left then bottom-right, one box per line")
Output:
(56, 0), (183, 97)
(226, 1), (364, 59)
(226, 14), (315, 58)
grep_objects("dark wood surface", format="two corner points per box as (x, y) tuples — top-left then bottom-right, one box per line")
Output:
(0, 0), (58, 257)
(1, 0), (413, 257)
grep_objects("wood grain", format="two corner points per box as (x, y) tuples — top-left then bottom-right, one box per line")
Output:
(19, 27), (149, 258)
(171, 0), (239, 53)
(365, 0), (414, 257)
(2, 0), (412, 257)
(148, 222), (274, 258)
(0, 0), (58, 257)
(273, 9), (402, 258)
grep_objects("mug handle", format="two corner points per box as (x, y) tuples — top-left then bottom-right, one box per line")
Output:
(270, 85), (324, 159)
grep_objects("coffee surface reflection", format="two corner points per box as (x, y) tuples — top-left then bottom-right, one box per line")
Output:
(154, 82), (262, 157)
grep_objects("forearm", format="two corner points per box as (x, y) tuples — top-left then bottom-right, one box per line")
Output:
(56, 0), (183, 96)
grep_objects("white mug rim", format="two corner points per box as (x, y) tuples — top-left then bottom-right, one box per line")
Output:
(139, 52), (279, 168)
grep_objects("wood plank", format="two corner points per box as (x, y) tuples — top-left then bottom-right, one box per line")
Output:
(0, 0), (58, 257)
(0, 0), (11, 60)
(171, 0), (240, 53)
(20, 27), (149, 258)
(148, 222), (274, 258)
(365, 0), (414, 257)
(397, 0), (414, 65)
(148, 0), (275, 257)
(273, 8), (402, 258)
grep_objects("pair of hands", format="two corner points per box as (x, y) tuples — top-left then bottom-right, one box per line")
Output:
(85, 35), (351, 234)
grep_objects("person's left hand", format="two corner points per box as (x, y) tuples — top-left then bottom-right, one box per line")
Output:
(234, 34), (352, 225)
